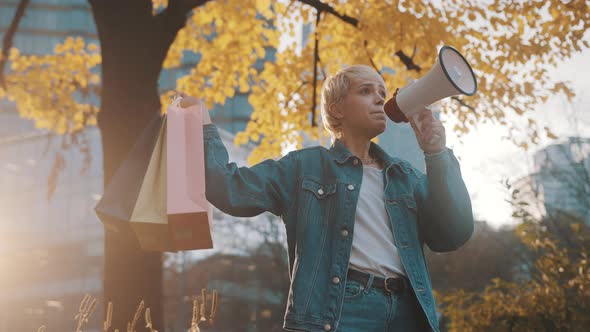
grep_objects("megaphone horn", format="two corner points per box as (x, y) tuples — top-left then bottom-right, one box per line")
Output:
(384, 45), (477, 123)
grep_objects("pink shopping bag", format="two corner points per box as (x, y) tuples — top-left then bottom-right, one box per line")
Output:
(128, 98), (213, 251)
(166, 99), (213, 250)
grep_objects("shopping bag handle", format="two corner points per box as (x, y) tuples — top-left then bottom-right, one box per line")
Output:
(171, 93), (183, 107)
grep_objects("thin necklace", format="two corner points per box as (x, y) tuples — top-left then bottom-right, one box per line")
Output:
(360, 156), (379, 164)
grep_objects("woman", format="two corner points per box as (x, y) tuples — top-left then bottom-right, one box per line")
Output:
(181, 65), (473, 332)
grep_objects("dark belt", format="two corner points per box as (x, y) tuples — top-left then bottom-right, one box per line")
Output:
(347, 268), (410, 295)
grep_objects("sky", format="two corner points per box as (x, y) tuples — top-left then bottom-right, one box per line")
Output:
(444, 45), (590, 229)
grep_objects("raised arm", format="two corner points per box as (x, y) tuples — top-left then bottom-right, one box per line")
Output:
(178, 94), (299, 218)
(416, 149), (474, 252)
(408, 108), (474, 252)
(203, 124), (299, 218)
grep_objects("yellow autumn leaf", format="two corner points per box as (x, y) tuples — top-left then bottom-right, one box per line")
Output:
(1, 0), (587, 166)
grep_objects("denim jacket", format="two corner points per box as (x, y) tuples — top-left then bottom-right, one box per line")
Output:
(203, 124), (474, 332)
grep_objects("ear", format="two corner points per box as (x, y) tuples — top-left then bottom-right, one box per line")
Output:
(328, 103), (344, 119)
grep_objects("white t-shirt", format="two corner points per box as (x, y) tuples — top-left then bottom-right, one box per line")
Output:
(348, 166), (407, 278)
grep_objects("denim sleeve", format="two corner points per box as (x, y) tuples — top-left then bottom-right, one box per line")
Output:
(416, 148), (474, 252)
(203, 124), (299, 218)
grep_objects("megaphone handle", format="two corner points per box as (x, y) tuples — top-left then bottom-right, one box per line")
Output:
(411, 110), (440, 145)
(410, 112), (425, 135)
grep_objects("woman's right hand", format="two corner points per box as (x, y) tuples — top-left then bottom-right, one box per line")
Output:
(177, 92), (212, 125)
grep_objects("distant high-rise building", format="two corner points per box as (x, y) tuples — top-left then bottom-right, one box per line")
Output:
(514, 137), (590, 224)
(0, 106), (282, 331)
(0, 4), (104, 330)
(0, 2), (279, 331)
(0, 108), (104, 332)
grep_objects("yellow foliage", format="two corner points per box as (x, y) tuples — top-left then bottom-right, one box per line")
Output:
(175, 0), (585, 164)
(440, 217), (590, 331)
(2, 37), (100, 134)
(1, 0), (587, 164)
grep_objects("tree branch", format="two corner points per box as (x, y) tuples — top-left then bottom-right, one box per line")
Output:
(0, 0), (30, 89)
(451, 96), (476, 112)
(363, 40), (381, 76)
(395, 50), (422, 72)
(295, 0), (358, 26)
(152, 0), (214, 60)
(167, 0), (213, 17)
(311, 9), (321, 127)
(296, 0), (421, 72)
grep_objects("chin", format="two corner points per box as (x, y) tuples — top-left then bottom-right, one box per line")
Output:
(370, 126), (386, 139)
(374, 122), (386, 135)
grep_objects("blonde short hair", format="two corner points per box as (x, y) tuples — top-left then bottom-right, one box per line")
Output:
(320, 65), (385, 142)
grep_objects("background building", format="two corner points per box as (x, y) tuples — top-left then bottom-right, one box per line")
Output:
(0, 3), (106, 326)
(0, 108), (104, 331)
(0, 1), (283, 331)
(514, 137), (590, 225)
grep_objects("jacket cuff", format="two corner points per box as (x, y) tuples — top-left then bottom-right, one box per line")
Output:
(424, 147), (448, 157)
(425, 148), (453, 170)
(203, 124), (220, 140)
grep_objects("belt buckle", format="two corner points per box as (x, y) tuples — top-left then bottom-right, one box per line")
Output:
(384, 277), (395, 293)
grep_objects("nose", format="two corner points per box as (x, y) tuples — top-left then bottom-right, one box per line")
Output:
(374, 93), (384, 106)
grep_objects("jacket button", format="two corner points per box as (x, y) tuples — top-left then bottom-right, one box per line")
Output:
(341, 229), (349, 237)
(324, 323), (332, 331)
(347, 184), (355, 191)
(332, 276), (340, 284)
(352, 159), (359, 166)
(318, 188), (324, 195)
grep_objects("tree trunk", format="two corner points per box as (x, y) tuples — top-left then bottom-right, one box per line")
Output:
(89, 0), (187, 329)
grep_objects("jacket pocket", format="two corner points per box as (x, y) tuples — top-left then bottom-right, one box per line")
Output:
(343, 279), (365, 301)
(301, 178), (337, 199)
(299, 177), (338, 226)
(293, 178), (338, 313)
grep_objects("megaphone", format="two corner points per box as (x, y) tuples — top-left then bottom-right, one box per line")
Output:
(384, 45), (477, 123)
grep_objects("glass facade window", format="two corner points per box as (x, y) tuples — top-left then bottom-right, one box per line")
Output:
(0, 2), (279, 330)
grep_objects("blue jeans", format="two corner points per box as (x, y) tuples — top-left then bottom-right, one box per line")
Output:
(338, 274), (432, 331)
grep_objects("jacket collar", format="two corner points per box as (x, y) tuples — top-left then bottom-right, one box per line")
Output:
(328, 138), (404, 170)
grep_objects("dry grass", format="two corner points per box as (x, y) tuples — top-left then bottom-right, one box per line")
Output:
(43, 289), (218, 332)
(75, 294), (97, 332)
(104, 301), (113, 332)
(145, 308), (156, 332)
(189, 289), (218, 332)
